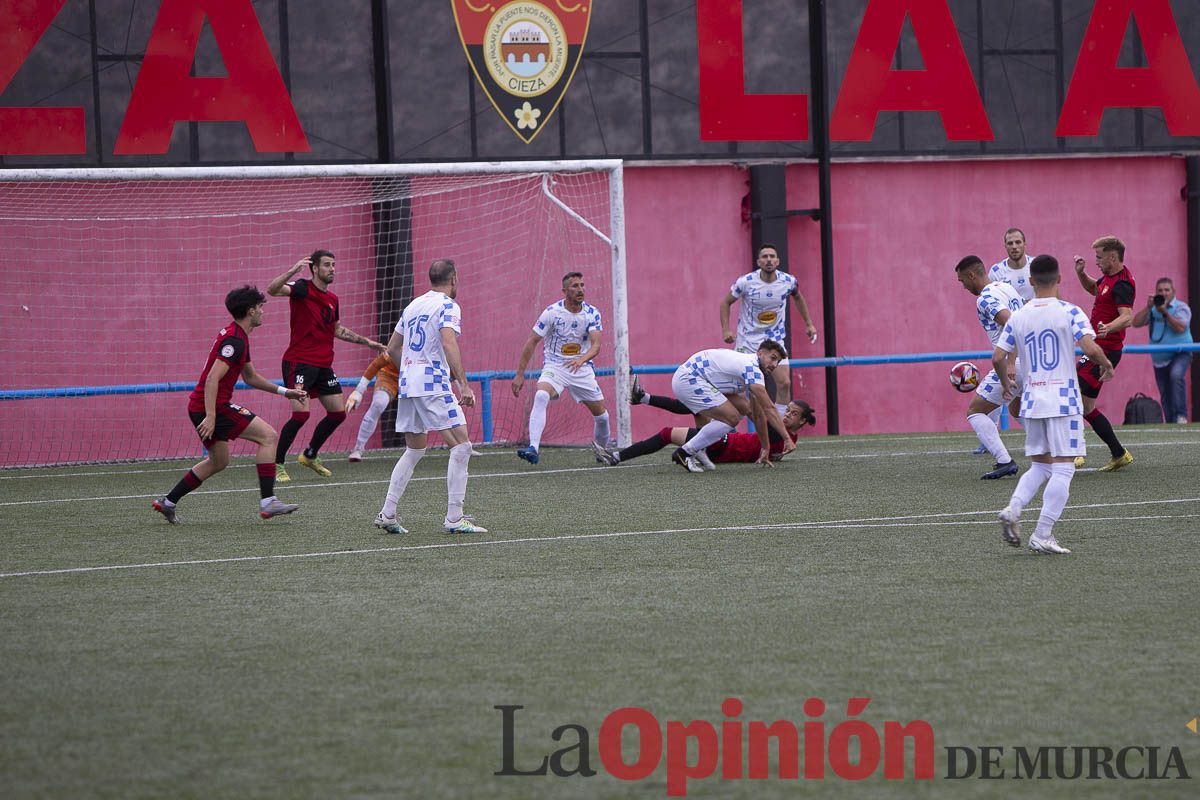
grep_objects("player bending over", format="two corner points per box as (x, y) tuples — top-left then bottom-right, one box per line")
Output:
(596, 399), (816, 468)
(153, 286), (306, 523)
(955, 255), (1024, 480)
(664, 341), (795, 472)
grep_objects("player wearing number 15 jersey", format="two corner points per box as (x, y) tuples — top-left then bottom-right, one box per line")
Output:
(993, 255), (1114, 555)
(374, 258), (486, 535)
(511, 272), (608, 465)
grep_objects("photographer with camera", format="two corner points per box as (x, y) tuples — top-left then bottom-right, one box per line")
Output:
(1133, 277), (1193, 423)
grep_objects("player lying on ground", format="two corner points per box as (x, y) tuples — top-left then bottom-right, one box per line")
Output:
(595, 396), (816, 469)
(153, 285), (307, 523)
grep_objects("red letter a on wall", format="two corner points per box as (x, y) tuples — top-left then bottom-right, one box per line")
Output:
(114, 0), (308, 154)
(1057, 0), (1200, 136)
(696, 0), (807, 141)
(830, 0), (992, 141)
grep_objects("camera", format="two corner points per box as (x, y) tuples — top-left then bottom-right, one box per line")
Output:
(1153, 294), (1166, 307)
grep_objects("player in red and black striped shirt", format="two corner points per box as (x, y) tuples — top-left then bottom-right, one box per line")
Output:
(1072, 235), (1136, 472)
(153, 286), (308, 523)
(266, 250), (387, 481)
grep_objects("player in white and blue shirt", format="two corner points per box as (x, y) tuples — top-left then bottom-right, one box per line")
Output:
(719, 244), (818, 412)
(667, 343), (794, 471)
(955, 255), (1024, 479)
(511, 272), (608, 464)
(988, 228), (1035, 302)
(993, 254), (1114, 554)
(376, 259), (486, 535)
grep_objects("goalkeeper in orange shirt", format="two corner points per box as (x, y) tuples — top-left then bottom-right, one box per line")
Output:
(345, 352), (399, 461)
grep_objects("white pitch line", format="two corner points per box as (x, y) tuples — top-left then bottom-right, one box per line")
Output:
(5, 431), (1195, 479)
(0, 448), (559, 480)
(0, 462), (656, 507)
(3, 499), (1197, 580)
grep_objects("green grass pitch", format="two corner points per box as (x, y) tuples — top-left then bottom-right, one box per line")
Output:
(2, 426), (1198, 798)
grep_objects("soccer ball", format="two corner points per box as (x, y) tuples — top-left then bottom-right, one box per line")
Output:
(949, 361), (980, 393)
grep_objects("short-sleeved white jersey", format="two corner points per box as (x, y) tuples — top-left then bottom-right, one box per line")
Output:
(996, 298), (1095, 419)
(533, 300), (602, 369)
(680, 348), (765, 395)
(976, 281), (1025, 346)
(988, 255), (1035, 302)
(394, 290), (461, 398)
(730, 270), (797, 349)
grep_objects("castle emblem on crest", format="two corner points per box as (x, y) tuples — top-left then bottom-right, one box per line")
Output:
(452, 1), (592, 143)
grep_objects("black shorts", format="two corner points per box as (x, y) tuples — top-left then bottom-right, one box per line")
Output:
(189, 403), (255, 446)
(282, 360), (341, 398)
(1076, 349), (1123, 399)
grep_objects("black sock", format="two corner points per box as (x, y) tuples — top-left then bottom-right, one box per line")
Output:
(256, 463), (276, 499)
(647, 394), (692, 415)
(276, 417), (306, 464)
(618, 436), (668, 462)
(1085, 409), (1124, 458)
(166, 470), (203, 503)
(304, 411), (346, 458)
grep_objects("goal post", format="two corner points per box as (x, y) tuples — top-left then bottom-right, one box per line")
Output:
(0, 160), (629, 468)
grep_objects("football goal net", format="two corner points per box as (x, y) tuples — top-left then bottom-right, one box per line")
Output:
(0, 160), (629, 468)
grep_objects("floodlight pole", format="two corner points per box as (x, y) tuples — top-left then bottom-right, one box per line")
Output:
(809, 0), (839, 434)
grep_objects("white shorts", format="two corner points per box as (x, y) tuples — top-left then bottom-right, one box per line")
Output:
(1023, 415), (1086, 458)
(975, 367), (1021, 406)
(671, 365), (727, 414)
(394, 393), (465, 433)
(538, 365), (603, 403)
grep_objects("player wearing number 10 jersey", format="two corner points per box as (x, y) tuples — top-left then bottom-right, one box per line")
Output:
(993, 255), (1114, 555)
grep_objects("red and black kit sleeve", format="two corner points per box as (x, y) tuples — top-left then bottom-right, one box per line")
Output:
(215, 334), (247, 366)
(288, 278), (310, 300)
(1112, 280), (1135, 307)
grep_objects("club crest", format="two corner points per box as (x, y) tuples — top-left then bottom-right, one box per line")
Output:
(452, 1), (591, 143)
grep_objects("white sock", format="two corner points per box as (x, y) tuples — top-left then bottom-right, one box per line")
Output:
(684, 420), (734, 454)
(446, 442), (472, 523)
(987, 405), (1002, 425)
(969, 412), (1011, 463)
(1033, 463), (1075, 539)
(528, 390), (551, 450)
(592, 410), (610, 446)
(775, 403), (788, 417)
(381, 447), (425, 519)
(355, 390), (391, 451)
(1007, 461), (1051, 515)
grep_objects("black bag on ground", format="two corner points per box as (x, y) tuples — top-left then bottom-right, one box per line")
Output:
(1123, 392), (1163, 424)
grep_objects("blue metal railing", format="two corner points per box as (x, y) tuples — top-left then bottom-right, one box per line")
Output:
(4, 344), (1197, 442)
